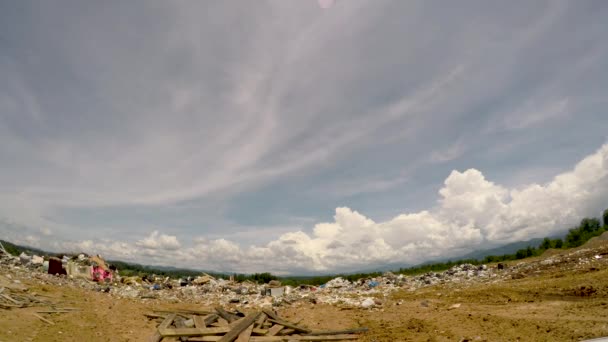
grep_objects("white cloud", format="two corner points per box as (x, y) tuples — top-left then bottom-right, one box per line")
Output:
(2, 2), (608, 274)
(38, 143), (608, 274)
(136, 231), (181, 250)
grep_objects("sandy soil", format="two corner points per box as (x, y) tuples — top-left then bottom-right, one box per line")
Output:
(2, 242), (608, 342)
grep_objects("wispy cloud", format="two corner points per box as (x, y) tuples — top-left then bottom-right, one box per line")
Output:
(42, 143), (608, 273)
(430, 141), (467, 163)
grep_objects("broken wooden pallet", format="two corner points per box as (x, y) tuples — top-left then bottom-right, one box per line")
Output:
(148, 307), (366, 342)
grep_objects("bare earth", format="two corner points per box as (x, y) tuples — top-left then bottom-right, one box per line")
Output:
(2, 240), (608, 342)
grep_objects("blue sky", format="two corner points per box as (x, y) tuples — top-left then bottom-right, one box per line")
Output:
(1, 0), (608, 274)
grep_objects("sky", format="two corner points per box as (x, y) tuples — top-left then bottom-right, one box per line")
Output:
(1, 0), (608, 275)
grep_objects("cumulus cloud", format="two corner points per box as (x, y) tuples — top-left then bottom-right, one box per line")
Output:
(44, 143), (608, 274)
(136, 231), (181, 250)
(247, 143), (608, 272)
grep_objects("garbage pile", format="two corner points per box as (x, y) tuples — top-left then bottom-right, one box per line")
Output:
(9, 239), (608, 311)
(147, 306), (367, 341)
(5, 249), (115, 283)
(111, 264), (502, 309)
(0, 244), (506, 309)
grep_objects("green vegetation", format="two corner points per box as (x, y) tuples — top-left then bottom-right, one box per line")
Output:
(0, 239), (51, 257)
(107, 260), (213, 279)
(2, 209), (608, 286)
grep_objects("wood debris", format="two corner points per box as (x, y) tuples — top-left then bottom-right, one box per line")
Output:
(0, 285), (54, 309)
(148, 307), (366, 341)
(33, 312), (55, 325)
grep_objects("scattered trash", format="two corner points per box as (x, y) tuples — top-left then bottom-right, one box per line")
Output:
(31, 255), (44, 265)
(361, 298), (375, 308)
(3, 237), (608, 312)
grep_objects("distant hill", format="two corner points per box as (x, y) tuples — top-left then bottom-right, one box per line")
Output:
(455, 238), (547, 261)
(341, 238), (551, 275)
(0, 239), (54, 257)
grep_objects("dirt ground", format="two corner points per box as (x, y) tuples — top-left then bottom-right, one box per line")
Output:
(2, 243), (608, 342)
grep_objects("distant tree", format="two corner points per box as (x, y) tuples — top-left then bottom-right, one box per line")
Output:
(484, 255), (497, 263)
(525, 246), (535, 257)
(250, 272), (277, 284)
(553, 238), (563, 249)
(565, 227), (582, 247)
(539, 238), (552, 250)
(603, 209), (608, 227)
(580, 218), (601, 233)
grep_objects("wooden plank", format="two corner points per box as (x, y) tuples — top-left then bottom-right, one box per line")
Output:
(194, 315), (207, 328)
(277, 329), (295, 336)
(228, 316), (245, 327)
(254, 313), (267, 328)
(33, 313), (54, 325)
(159, 327), (231, 337)
(235, 323), (254, 342)
(249, 335), (359, 341)
(261, 309), (279, 321)
(266, 325), (284, 336)
(267, 319), (311, 334)
(307, 328), (368, 336)
(217, 312), (261, 342)
(155, 309), (213, 316)
(252, 328), (268, 335)
(149, 313), (177, 342)
(160, 314), (178, 330)
(1, 293), (21, 304)
(216, 307), (240, 323)
(148, 331), (163, 342)
(185, 337), (222, 342)
(36, 310), (77, 314)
